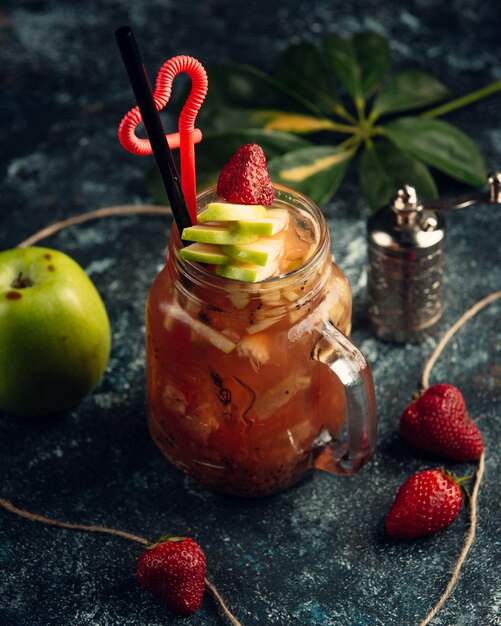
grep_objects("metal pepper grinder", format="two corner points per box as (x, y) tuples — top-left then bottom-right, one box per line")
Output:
(367, 172), (501, 343)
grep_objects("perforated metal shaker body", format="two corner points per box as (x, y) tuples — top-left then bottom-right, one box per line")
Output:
(367, 187), (446, 343)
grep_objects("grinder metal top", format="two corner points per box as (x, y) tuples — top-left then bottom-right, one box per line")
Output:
(366, 172), (500, 344)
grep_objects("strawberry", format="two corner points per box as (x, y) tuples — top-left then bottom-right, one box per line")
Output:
(217, 143), (275, 205)
(400, 384), (484, 461)
(386, 469), (468, 539)
(136, 534), (206, 615)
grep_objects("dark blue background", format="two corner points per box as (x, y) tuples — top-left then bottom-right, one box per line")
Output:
(1, 1), (500, 624)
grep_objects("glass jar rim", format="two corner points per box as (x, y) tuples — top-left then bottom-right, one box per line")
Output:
(171, 183), (330, 292)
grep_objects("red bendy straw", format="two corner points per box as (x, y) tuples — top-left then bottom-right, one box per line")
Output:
(116, 28), (208, 224)
(159, 55), (208, 221)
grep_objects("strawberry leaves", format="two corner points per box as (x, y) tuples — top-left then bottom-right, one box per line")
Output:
(145, 31), (500, 212)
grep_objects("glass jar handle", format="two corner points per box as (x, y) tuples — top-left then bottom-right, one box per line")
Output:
(311, 322), (377, 474)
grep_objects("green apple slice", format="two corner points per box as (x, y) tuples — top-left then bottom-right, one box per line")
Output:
(222, 238), (284, 267)
(229, 208), (289, 236)
(197, 202), (267, 223)
(216, 261), (279, 283)
(179, 243), (231, 265)
(182, 224), (259, 245)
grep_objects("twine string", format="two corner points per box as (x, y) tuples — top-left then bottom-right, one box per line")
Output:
(204, 579), (243, 626)
(421, 291), (501, 390)
(0, 496), (242, 625)
(3, 207), (500, 626)
(0, 497), (148, 545)
(16, 205), (173, 249)
(418, 453), (485, 626)
(417, 290), (500, 626)
(7, 205), (243, 626)
(0, 498), (243, 626)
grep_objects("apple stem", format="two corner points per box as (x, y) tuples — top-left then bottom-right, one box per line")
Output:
(11, 272), (34, 289)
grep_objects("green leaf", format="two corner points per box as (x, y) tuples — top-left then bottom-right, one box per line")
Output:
(358, 140), (438, 211)
(371, 70), (450, 119)
(182, 106), (336, 136)
(191, 63), (321, 132)
(268, 146), (353, 207)
(183, 63), (328, 135)
(253, 111), (344, 134)
(194, 106), (262, 133)
(275, 41), (340, 115)
(323, 32), (389, 108)
(383, 117), (487, 186)
(196, 128), (311, 170)
(323, 34), (363, 107)
(352, 32), (390, 97)
(144, 129), (311, 205)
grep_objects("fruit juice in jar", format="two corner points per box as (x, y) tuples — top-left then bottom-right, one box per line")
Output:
(146, 184), (376, 497)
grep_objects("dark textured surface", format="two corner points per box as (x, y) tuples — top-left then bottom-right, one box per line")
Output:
(1, 1), (500, 625)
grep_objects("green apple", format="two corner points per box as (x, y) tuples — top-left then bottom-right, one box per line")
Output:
(0, 247), (111, 416)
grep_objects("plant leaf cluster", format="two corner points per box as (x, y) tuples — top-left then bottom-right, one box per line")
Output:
(146, 31), (497, 211)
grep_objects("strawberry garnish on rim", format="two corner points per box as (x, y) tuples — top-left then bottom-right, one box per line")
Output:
(217, 143), (275, 206)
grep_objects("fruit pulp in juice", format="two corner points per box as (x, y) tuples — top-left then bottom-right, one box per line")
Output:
(146, 198), (352, 496)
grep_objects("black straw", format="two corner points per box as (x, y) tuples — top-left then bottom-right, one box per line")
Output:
(115, 25), (192, 233)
